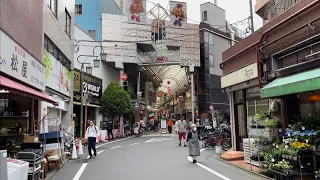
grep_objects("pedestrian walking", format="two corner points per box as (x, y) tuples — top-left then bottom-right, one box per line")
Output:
(174, 118), (179, 135)
(86, 120), (100, 159)
(187, 124), (201, 163)
(106, 121), (114, 141)
(167, 118), (173, 134)
(177, 116), (187, 147)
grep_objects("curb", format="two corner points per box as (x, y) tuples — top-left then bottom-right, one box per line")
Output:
(211, 155), (273, 180)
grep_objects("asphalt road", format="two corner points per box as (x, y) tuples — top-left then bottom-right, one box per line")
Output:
(49, 136), (268, 180)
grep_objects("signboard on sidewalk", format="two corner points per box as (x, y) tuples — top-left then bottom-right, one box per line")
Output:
(161, 120), (167, 129)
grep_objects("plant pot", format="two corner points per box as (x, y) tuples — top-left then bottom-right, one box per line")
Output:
(215, 146), (222, 154)
(292, 156), (297, 161)
(286, 170), (293, 175)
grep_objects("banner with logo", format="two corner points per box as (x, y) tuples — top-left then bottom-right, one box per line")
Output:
(73, 69), (102, 106)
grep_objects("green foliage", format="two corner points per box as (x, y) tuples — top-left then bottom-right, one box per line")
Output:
(100, 83), (134, 121)
(252, 109), (280, 127)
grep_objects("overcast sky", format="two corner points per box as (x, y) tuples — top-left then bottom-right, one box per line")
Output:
(146, 0), (263, 31)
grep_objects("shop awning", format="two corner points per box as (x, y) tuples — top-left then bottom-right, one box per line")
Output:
(0, 75), (58, 105)
(261, 68), (320, 98)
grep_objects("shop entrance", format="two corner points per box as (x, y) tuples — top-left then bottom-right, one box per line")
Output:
(235, 104), (246, 151)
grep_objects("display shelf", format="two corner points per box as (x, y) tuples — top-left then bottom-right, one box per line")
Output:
(243, 138), (262, 167)
(0, 134), (23, 137)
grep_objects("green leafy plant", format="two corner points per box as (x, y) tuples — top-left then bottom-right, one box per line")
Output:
(274, 160), (293, 172)
(100, 83), (134, 128)
(252, 110), (280, 127)
(315, 169), (320, 179)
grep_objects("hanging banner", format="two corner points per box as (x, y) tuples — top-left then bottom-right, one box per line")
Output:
(43, 50), (71, 97)
(128, 0), (146, 24)
(170, 1), (187, 28)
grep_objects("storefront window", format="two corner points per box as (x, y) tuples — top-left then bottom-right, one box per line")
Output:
(298, 91), (320, 119)
(246, 99), (269, 126)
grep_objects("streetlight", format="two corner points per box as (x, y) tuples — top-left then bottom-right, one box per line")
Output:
(77, 55), (98, 141)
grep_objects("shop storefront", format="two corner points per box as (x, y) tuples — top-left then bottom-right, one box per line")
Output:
(221, 62), (269, 151)
(0, 30), (57, 156)
(41, 48), (72, 135)
(73, 69), (102, 137)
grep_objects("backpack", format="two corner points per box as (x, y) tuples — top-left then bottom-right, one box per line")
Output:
(87, 126), (98, 134)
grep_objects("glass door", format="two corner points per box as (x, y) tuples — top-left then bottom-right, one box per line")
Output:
(237, 104), (246, 150)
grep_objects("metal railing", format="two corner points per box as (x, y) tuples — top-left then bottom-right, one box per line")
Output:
(267, 0), (300, 20)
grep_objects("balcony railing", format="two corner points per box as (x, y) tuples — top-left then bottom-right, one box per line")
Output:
(267, 0), (300, 20)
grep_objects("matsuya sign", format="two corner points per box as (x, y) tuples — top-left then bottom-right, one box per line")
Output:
(0, 30), (46, 91)
(73, 69), (102, 105)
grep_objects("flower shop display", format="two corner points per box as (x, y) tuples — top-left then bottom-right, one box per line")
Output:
(253, 120), (320, 180)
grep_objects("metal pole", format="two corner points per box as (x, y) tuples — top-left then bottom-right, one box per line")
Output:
(137, 71), (141, 121)
(80, 63), (84, 140)
(191, 72), (195, 124)
(84, 103), (88, 144)
(249, 0), (255, 32)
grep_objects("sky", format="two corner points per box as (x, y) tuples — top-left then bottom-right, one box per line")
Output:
(146, 0), (263, 31)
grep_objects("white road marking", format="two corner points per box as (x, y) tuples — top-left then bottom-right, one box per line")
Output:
(72, 163), (88, 180)
(145, 138), (173, 143)
(97, 150), (104, 154)
(129, 143), (140, 146)
(187, 149), (231, 180)
(86, 138), (129, 159)
(110, 146), (121, 149)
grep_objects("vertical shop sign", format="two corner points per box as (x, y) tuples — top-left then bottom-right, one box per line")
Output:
(0, 30), (46, 91)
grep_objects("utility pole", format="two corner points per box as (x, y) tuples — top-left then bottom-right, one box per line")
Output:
(189, 65), (195, 124)
(249, 0), (255, 33)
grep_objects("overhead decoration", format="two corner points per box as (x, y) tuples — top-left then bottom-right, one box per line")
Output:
(128, 0), (146, 24)
(170, 1), (187, 27)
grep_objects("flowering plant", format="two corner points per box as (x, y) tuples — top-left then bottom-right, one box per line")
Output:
(286, 130), (318, 137)
(274, 160), (293, 172)
(292, 142), (310, 149)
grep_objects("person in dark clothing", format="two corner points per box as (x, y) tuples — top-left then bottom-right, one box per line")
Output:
(106, 121), (114, 141)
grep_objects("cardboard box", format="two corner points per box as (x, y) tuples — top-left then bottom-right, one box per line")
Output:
(23, 135), (35, 143)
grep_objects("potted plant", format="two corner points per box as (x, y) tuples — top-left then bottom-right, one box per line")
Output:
(215, 139), (222, 154)
(287, 149), (297, 160)
(315, 169), (320, 180)
(274, 160), (293, 175)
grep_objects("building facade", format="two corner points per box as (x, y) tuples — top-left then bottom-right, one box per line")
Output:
(41, 0), (75, 135)
(0, 0), (57, 150)
(75, 0), (122, 41)
(221, 0), (320, 151)
(74, 26), (119, 133)
(197, 2), (240, 124)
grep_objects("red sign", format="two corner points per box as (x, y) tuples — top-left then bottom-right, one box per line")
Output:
(156, 56), (168, 63)
(120, 73), (128, 81)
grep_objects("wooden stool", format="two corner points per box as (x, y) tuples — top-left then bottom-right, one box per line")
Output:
(45, 151), (61, 172)
(41, 158), (47, 180)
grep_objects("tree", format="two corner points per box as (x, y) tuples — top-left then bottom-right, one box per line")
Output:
(100, 83), (134, 135)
